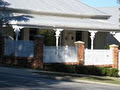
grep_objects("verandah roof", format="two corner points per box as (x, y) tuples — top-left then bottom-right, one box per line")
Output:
(9, 13), (119, 32)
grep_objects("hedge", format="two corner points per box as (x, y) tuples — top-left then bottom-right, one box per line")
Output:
(44, 64), (119, 77)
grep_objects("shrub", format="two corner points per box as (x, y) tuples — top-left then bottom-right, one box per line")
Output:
(106, 68), (119, 77)
(100, 67), (108, 76)
(44, 64), (119, 77)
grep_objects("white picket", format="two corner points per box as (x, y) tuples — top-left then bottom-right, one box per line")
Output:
(84, 49), (112, 65)
(44, 46), (77, 63)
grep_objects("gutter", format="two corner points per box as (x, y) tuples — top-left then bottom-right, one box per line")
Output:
(16, 24), (120, 32)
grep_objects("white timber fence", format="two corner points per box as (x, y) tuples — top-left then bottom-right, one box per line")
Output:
(4, 40), (34, 57)
(44, 46), (77, 63)
(84, 49), (113, 65)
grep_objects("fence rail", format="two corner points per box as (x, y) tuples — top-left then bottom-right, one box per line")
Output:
(84, 49), (112, 65)
(44, 46), (77, 63)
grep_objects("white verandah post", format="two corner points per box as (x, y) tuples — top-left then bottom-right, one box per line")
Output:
(89, 31), (98, 50)
(54, 29), (63, 49)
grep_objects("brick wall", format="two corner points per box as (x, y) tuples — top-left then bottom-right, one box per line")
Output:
(110, 44), (119, 69)
(32, 35), (44, 69)
(75, 41), (85, 65)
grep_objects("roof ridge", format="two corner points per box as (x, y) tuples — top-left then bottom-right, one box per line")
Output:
(75, 0), (108, 15)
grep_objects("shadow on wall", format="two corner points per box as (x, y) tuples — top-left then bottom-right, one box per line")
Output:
(0, 0), (34, 26)
(106, 34), (120, 48)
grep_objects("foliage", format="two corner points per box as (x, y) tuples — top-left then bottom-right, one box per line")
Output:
(37, 30), (56, 46)
(106, 68), (119, 77)
(44, 64), (119, 77)
(104, 44), (109, 49)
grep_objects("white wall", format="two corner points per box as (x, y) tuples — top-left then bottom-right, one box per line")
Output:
(22, 28), (30, 41)
(62, 30), (76, 46)
(61, 30), (90, 48)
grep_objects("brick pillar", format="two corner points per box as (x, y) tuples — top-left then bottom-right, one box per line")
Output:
(109, 44), (119, 69)
(75, 41), (85, 65)
(33, 35), (44, 69)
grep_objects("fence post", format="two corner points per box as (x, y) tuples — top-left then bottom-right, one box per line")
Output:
(75, 41), (85, 65)
(33, 35), (44, 69)
(109, 44), (119, 69)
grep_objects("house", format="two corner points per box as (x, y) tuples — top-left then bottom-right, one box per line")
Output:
(0, 0), (120, 73)
(0, 0), (119, 50)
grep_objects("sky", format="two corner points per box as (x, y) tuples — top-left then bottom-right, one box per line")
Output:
(80, 0), (120, 7)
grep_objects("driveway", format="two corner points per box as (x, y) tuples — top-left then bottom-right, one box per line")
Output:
(0, 66), (119, 90)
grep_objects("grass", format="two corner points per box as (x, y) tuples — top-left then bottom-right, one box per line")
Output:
(34, 71), (120, 85)
(77, 76), (120, 85)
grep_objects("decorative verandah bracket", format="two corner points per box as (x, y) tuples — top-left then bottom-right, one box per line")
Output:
(110, 31), (116, 36)
(89, 31), (98, 50)
(54, 29), (63, 49)
(10, 20), (23, 41)
(13, 26), (23, 41)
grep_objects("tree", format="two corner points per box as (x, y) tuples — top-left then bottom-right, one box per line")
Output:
(37, 29), (56, 46)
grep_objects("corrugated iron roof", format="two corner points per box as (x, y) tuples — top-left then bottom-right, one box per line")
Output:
(97, 7), (120, 25)
(3, 0), (109, 17)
